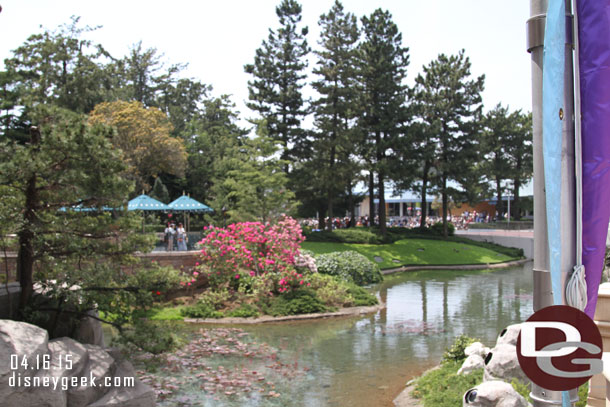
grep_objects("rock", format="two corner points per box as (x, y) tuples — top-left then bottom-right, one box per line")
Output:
(463, 380), (529, 407)
(48, 337), (90, 378)
(74, 311), (105, 346)
(496, 324), (521, 347)
(87, 360), (155, 407)
(0, 320), (153, 407)
(0, 319), (50, 399)
(458, 354), (485, 375)
(483, 344), (529, 384)
(465, 342), (491, 358)
(68, 344), (116, 407)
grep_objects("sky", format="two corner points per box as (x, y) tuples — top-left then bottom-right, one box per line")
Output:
(0, 0), (533, 195)
(0, 0), (532, 117)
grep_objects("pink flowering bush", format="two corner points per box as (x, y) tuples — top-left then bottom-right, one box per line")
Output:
(196, 216), (305, 290)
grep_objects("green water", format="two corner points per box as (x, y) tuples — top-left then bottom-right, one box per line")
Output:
(130, 262), (534, 406)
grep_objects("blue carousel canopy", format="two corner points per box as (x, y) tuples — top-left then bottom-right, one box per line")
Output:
(168, 195), (213, 212)
(127, 194), (169, 211)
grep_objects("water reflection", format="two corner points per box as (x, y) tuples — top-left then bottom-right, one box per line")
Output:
(138, 262), (533, 407)
(224, 262), (534, 407)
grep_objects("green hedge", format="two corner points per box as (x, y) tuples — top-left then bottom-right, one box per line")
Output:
(315, 251), (383, 286)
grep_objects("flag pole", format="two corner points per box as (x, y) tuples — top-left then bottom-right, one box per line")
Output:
(528, 0), (578, 405)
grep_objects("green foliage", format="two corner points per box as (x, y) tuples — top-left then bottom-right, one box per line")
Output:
(244, 0), (310, 164)
(221, 124), (298, 223)
(226, 303), (260, 318)
(510, 378), (532, 404)
(430, 222), (455, 237)
(346, 284), (378, 306)
(115, 320), (178, 354)
(267, 290), (328, 316)
(441, 334), (477, 364)
(412, 50), (485, 235)
(305, 228), (387, 244)
(315, 251), (383, 285)
(180, 302), (224, 319)
(412, 361), (482, 407)
(577, 382), (589, 407)
(150, 177), (169, 203)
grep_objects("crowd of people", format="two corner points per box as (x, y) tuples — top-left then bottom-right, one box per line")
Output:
(300, 210), (494, 231)
(164, 222), (188, 251)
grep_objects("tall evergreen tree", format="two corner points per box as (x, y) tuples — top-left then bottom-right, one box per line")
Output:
(312, 0), (360, 230)
(184, 95), (247, 207)
(2, 17), (110, 117)
(413, 51), (485, 237)
(357, 9), (409, 235)
(244, 0), (310, 167)
(482, 105), (532, 220)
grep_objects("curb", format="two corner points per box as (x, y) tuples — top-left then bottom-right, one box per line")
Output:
(184, 302), (385, 325)
(381, 258), (531, 275)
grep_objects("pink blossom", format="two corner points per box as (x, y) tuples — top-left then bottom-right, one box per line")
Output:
(235, 274), (240, 279)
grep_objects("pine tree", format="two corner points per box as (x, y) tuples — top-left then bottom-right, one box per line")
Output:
(244, 0), (310, 167)
(413, 51), (485, 237)
(357, 9), (409, 236)
(312, 0), (360, 230)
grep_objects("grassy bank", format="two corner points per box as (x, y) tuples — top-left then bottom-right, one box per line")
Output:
(303, 238), (519, 270)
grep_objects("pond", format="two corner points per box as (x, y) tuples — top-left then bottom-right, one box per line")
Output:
(127, 262), (534, 406)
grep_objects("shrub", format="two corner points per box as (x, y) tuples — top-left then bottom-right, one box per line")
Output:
(346, 284), (378, 306)
(197, 216), (305, 287)
(430, 222), (455, 236)
(227, 303), (260, 318)
(306, 273), (352, 307)
(304, 228), (385, 244)
(115, 320), (178, 354)
(268, 290), (327, 316)
(412, 361), (482, 407)
(441, 334), (477, 364)
(180, 302), (223, 319)
(315, 251), (383, 286)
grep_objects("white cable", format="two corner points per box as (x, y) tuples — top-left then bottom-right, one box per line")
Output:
(566, 264), (587, 310)
(565, 0), (588, 311)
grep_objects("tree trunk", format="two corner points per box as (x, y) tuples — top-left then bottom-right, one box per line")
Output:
(368, 171), (375, 226)
(495, 178), (504, 220)
(513, 178), (521, 220)
(318, 207), (326, 230)
(378, 168), (387, 236)
(420, 161), (430, 229)
(18, 127), (41, 310)
(327, 143), (336, 231)
(348, 183), (355, 228)
(442, 175), (449, 238)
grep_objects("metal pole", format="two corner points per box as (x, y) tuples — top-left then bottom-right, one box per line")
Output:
(527, 0), (578, 405)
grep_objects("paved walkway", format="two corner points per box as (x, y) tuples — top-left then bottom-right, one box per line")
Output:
(456, 228), (533, 238)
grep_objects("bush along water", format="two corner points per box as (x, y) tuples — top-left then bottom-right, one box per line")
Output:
(315, 251), (383, 286)
(181, 216), (378, 319)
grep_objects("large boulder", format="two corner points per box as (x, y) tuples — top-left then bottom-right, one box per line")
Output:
(465, 342), (491, 359)
(0, 320), (50, 399)
(458, 354), (485, 375)
(483, 344), (529, 384)
(463, 380), (529, 407)
(0, 320), (154, 407)
(496, 324), (521, 347)
(88, 360), (156, 407)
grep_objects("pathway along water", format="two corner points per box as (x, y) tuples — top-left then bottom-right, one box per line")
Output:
(135, 262), (534, 407)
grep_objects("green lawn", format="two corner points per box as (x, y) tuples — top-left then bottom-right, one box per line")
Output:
(302, 238), (517, 270)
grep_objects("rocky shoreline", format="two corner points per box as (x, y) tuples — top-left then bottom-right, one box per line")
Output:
(393, 324), (531, 407)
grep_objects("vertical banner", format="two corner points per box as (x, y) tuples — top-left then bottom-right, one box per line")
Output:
(542, 0), (565, 307)
(576, 0), (610, 319)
